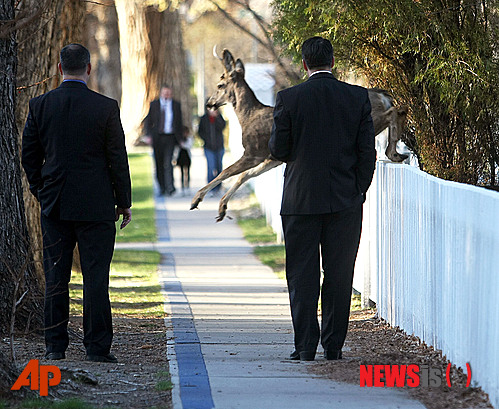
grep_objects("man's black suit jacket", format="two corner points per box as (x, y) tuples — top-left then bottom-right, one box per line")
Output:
(22, 81), (132, 221)
(269, 72), (376, 215)
(144, 99), (183, 143)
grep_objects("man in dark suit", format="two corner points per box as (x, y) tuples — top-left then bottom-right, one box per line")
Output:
(144, 84), (183, 196)
(269, 37), (376, 361)
(22, 44), (132, 363)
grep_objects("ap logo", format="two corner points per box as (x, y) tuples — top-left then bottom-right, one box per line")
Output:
(11, 359), (61, 396)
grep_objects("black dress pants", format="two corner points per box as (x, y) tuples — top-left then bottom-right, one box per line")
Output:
(281, 204), (363, 353)
(153, 133), (176, 194)
(41, 214), (116, 356)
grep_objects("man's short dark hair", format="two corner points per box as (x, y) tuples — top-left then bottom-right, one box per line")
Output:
(301, 37), (334, 70)
(60, 44), (90, 75)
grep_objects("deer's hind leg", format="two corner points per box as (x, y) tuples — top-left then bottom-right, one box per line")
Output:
(190, 155), (265, 210)
(216, 158), (282, 222)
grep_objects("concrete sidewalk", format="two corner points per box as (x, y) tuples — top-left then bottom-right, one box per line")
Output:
(120, 150), (426, 409)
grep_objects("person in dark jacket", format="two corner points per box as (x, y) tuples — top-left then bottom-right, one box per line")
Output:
(144, 84), (183, 196)
(198, 107), (226, 194)
(22, 43), (132, 363)
(269, 37), (376, 362)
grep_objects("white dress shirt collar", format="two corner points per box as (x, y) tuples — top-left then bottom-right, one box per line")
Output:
(309, 70), (333, 77)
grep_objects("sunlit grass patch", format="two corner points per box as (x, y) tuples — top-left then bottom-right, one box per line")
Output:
(237, 216), (277, 244)
(115, 153), (156, 243)
(253, 245), (286, 280)
(236, 207), (365, 311)
(70, 250), (164, 318)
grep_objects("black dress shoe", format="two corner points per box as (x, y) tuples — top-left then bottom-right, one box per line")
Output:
(324, 349), (342, 360)
(45, 352), (65, 360)
(289, 350), (315, 361)
(86, 353), (118, 363)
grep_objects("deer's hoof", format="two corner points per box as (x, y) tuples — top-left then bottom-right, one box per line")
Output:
(216, 204), (228, 222)
(388, 152), (409, 163)
(394, 153), (409, 162)
(191, 196), (203, 210)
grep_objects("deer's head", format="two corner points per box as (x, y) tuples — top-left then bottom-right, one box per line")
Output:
(206, 48), (245, 110)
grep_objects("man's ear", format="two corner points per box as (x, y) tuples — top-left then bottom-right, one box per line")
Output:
(58, 62), (63, 76)
(302, 59), (308, 72)
(87, 63), (92, 76)
(331, 57), (335, 69)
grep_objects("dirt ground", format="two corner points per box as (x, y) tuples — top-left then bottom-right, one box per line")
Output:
(3, 310), (494, 409)
(2, 317), (172, 409)
(311, 310), (493, 409)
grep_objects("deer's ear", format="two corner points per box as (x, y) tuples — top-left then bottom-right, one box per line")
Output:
(235, 59), (245, 76)
(222, 49), (235, 72)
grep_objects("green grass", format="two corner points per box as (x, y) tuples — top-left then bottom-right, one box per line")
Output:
(154, 371), (174, 392)
(237, 215), (363, 311)
(237, 216), (277, 244)
(70, 250), (164, 318)
(254, 245), (286, 280)
(237, 215), (285, 279)
(115, 153), (156, 243)
(15, 398), (95, 409)
(8, 154), (164, 409)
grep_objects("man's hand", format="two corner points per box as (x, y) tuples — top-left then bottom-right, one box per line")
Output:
(116, 207), (132, 229)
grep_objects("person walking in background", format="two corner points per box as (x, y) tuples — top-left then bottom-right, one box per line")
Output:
(145, 84), (183, 196)
(176, 125), (193, 196)
(22, 43), (132, 363)
(269, 37), (376, 361)
(198, 107), (226, 195)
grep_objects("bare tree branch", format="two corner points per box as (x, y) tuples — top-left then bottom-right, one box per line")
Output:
(16, 74), (57, 91)
(81, 0), (115, 6)
(233, 0), (270, 32)
(0, 0), (51, 39)
(207, 0), (301, 84)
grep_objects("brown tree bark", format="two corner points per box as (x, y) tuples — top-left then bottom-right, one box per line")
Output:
(115, 0), (192, 145)
(115, 0), (151, 146)
(145, 5), (192, 125)
(85, 0), (121, 101)
(16, 0), (86, 278)
(0, 351), (18, 396)
(0, 0), (43, 337)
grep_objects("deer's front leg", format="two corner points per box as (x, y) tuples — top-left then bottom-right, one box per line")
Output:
(190, 155), (264, 210)
(216, 159), (282, 222)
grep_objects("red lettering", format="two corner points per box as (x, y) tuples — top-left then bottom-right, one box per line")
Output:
(11, 359), (61, 396)
(373, 365), (385, 386)
(39, 365), (61, 396)
(407, 365), (420, 387)
(11, 360), (39, 391)
(360, 365), (373, 387)
(384, 365), (407, 387)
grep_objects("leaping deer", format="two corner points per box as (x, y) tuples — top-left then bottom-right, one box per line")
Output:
(190, 48), (409, 221)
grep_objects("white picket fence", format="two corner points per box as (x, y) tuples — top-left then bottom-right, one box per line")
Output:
(251, 160), (499, 408)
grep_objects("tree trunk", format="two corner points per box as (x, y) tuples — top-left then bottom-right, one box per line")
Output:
(0, 0), (43, 337)
(115, 0), (151, 146)
(115, 1), (192, 145)
(145, 5), (192, 124)
(16, 0), (86, 285)
(0, 350), (19, 396)
(85, 0), (121, 101)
